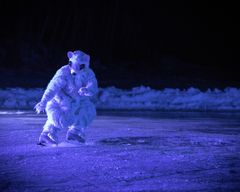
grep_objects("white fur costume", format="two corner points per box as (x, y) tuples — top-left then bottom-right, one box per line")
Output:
(35, 50), (98, 139)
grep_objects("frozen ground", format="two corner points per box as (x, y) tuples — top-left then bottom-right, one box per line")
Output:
(0, 110), (240, 192)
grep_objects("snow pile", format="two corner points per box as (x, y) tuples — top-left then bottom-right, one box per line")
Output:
(0, 86), (240, 111)
(97, 86), (240, 111)
(0, 88), (43, 110)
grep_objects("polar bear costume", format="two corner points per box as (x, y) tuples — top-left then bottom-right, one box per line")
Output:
(35, 50), (98, 145)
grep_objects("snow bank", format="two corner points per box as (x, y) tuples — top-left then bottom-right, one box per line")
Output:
(0, 86), (240, 111)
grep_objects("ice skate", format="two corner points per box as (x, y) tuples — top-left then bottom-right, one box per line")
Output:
(38, 132), (58, 146)
(66, 129), (85, 144)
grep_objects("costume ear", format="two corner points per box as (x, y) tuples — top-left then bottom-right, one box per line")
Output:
(67, 51), (74, 59)
(85, 54), (90, 62)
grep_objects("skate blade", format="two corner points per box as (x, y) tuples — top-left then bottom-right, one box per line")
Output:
(66, 139), (85, 145)
(37, 142), (58, 147)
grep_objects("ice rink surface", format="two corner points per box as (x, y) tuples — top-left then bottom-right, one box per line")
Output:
(0, 110), (240, 192)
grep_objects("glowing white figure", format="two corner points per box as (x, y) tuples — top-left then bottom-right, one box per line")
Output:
(34, 50), (98, 145)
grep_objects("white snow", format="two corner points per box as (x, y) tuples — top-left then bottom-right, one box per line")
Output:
(0, 86), (240, 111)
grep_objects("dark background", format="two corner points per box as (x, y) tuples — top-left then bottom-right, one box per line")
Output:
(0, 0), (238, 89)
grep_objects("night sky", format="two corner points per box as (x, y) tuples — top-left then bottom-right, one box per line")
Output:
(0, 0), (238, 89)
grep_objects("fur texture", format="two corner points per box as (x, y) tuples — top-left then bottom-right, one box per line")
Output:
(36, 51), (98, 137)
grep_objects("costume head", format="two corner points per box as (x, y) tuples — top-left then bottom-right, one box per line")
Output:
(67, 50), (90, 75)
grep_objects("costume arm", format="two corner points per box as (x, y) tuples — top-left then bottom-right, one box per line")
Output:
(82, 70), (98, 97)
(40, 74), (66, 105)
